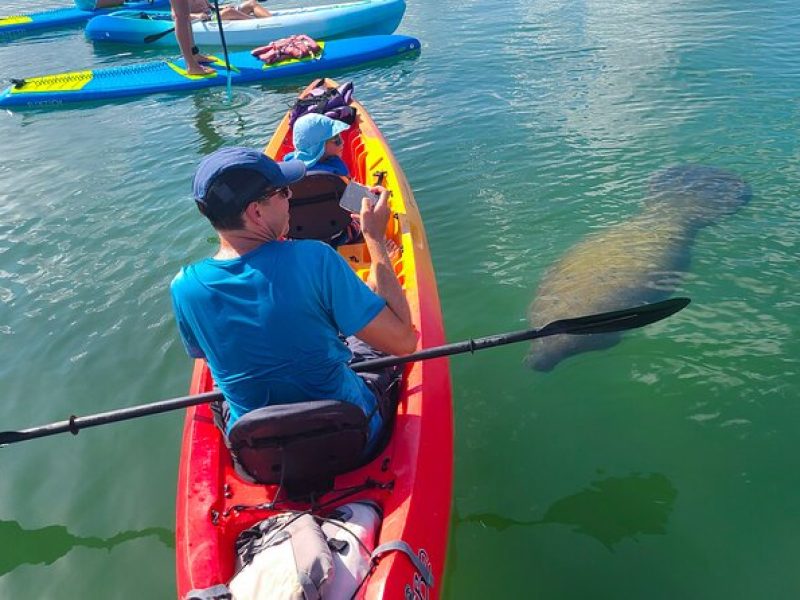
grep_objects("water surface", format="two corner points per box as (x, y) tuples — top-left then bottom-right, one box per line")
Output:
(1, 0), (799, 597)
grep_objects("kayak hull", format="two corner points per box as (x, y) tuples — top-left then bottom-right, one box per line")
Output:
(0, 35), (420, 108)
(175, 79), (452, 598)
(0, 0), (168, 36)
(85, 0), (406, 47)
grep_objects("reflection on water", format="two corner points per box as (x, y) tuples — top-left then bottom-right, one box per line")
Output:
(0, 520), (173, 576)
(191, 93), (250, 156)
(460, 473), (677, 550)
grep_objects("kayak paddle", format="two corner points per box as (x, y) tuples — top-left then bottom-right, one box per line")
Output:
(0, 297), (689, 446)
(144, 27), (176, 44)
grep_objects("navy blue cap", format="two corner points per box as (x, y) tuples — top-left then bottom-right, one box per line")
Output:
(192, 147), (306, 207)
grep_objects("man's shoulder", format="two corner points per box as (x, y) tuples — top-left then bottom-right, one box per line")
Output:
(284, 238), (337, 259)
(170, 260), (210, 295)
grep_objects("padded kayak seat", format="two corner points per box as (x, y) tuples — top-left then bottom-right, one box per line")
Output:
(287, 171), (351, 241)
(227, 400), (368, 496)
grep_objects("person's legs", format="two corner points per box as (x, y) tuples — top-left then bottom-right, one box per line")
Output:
(210, 398), (231, 435)
(239, 0), (271, 18)
(347, 336), (403, 434)
(170, 0), (215, 75)
(218, 5), (251, 19)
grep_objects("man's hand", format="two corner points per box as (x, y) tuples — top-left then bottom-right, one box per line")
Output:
(359, 186), (390, 242)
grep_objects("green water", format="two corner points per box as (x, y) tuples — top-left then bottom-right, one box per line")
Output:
(1, 0), (798, 597)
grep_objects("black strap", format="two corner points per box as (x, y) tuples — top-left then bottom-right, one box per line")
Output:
(183, 584), (232, 600)
(370, 540), (434, 588)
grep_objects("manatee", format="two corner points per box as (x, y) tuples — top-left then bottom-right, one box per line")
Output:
(526, 164), (751, 371)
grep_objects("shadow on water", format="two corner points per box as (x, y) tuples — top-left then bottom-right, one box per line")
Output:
(459, 473), (677, 551)
(0, 519), (174, 576)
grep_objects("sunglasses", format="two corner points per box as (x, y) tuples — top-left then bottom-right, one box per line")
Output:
(329, 134), (344, 146)
(262, 186), (290, 200)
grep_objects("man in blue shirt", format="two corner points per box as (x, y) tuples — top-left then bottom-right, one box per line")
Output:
(170, 147), (416, 450)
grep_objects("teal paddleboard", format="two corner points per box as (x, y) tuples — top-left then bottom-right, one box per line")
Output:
(0, 0), (168, 38)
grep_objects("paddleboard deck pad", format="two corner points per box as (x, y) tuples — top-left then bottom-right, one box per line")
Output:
(0, 35), (420, 108)
(0, 0), (169, 37)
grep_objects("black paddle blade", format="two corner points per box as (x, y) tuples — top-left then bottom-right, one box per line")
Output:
(539, 297), (691, 337)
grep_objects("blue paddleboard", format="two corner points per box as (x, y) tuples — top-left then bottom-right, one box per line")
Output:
(0, 35), (421, 108)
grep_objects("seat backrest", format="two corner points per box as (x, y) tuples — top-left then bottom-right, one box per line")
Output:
(287, 171), (350, 241)
(228, 400), (368, 496)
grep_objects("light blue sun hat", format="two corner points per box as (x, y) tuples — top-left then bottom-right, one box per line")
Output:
(284, 113), (350, 168)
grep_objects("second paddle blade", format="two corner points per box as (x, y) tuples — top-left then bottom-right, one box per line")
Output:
(540, 297), (691, 337)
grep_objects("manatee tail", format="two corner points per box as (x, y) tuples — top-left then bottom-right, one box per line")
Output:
(524, 331), (622, 372)
(523, 350), (557, 372)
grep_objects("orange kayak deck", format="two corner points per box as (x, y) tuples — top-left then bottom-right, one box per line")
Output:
(175, 79), (453, 599)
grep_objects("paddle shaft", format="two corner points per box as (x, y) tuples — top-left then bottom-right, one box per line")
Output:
(210, 0), (233, 101)
(0, 391), (223, 445)
(0, 298), (689, 446)
(353, 296), (691, 370)
(144, 23), (179, 44)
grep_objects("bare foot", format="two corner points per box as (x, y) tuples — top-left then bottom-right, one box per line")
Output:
(196, 54), (215, 64)
(185, 61), (216, 76)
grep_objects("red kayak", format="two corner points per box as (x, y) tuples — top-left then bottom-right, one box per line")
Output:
(175, 79), (453, 598)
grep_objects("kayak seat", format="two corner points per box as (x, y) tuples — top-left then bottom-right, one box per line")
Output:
(287, 171), (351, 242)
(227, 399), (368, 496)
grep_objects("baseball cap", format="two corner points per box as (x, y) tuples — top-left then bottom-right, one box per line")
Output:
(193, 147), (306, 209)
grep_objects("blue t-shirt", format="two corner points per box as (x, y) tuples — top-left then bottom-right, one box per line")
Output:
(310, 156), (349, 176)
(170, 239), (386, 444)
(282, 152), (350, 177)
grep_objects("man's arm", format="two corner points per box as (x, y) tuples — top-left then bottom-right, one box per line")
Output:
(353, 188), (417, 356)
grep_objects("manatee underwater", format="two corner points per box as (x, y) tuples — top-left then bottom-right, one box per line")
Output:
(525, 164), (751, 371)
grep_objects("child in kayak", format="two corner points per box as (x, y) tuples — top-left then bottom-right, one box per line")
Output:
(283, 114), (361, 247)
(283, 113), (350, 177)
(73, 0), (124, 10)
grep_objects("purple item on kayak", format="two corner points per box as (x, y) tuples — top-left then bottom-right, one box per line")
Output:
(289, 81), (356, 127)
